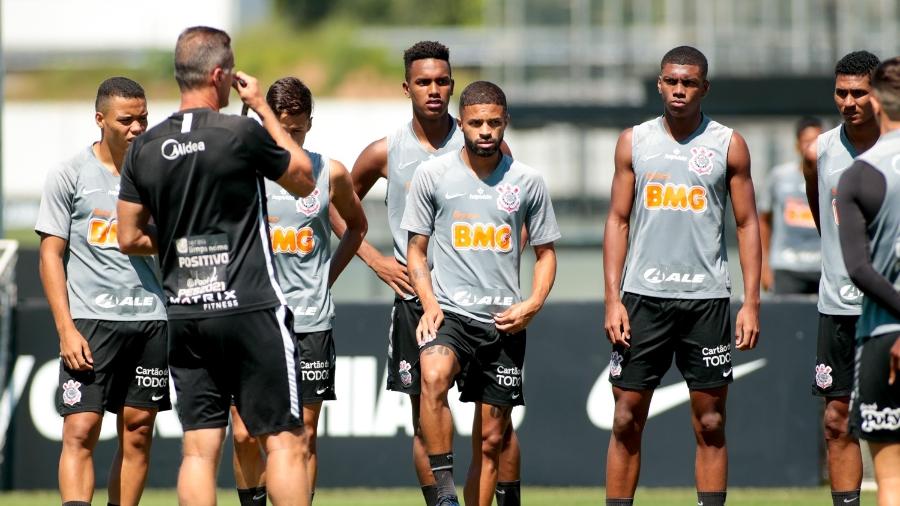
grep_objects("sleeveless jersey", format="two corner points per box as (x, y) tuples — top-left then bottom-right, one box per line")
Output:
(401, 151), (561, 323)
(622, 115), (733, 299)
(34, 146), (167, 321)
(265, 151), (333, 332)
(759, 162), (821, 271)
(853, 130), (900, 338)
(817, 125), (864, 315)
(386, 118), (463, 266)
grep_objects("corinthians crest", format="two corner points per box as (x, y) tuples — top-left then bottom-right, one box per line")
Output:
(296, 188), (321, 216)
(815, 363), (833, 389)
(688, 146), (715, 176)
(496, 184), (521, 214)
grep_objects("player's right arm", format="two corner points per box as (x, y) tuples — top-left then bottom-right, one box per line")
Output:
(801, 141), (821, 234)
(603, 128), (635, 348)
(38, 234), (92, 371)
(408, 232), (441, 345)
(234, 71), (315, 197)
(330, 137), (415, 296)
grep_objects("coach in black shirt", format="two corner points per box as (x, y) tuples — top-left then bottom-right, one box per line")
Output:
(117, 26), (316, 506)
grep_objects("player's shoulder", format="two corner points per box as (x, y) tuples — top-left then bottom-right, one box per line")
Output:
(817, 124), (844, 153)
(419, 149), (456, 176)
(507, 156), (541, 179)
(630, 118), (658, 145)
(48, 146), (93, 183)
(386, 121), (412, 151)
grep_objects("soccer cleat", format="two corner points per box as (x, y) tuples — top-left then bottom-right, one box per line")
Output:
(435, 495), (460, 506)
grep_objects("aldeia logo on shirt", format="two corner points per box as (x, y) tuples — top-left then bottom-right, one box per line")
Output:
(161, 139), (206, 160)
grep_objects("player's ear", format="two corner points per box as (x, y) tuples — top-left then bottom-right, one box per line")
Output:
(701, 79), (710, 97)
(456, 115), (462, 128)
(657, 76), (663, 95)
(402, 80), (411, 98)
(449, 78), (455, 96)
(871, 93), (883, 121)
(307, 116), (313, 132)
(95, 110), (104, 129)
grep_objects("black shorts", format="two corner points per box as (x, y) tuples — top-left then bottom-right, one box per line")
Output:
(168, 306), (302, 436)
(58, 319), (170, 416)
(420, 311), (525, 407)
(387, 296), (423, 395)
(297, 329), (336, 404)
(609, 292), (733, 391)
(851, 332), (900, 442)
(773, 269), (819, 295)
(812, 313), (859, 397)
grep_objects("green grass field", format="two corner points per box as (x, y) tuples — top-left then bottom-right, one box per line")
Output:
(0, 487), (877, 505)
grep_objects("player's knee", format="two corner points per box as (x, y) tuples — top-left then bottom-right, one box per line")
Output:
(611, 409), (643, 441)
(480, 429), (505, 460)
(62, 416), (100, 451)
(122, 422), (153, 453)
(420, 367), (452, 396)
(695, 411), (725, 436)
(232, 424), (258, 449)
(303, 423), (318, 452)
(823, 405), (850, 440)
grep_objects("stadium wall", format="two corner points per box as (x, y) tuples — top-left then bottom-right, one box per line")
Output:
(1, 251), (821, 489)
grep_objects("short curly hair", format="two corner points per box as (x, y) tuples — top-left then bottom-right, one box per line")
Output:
(403, 41), (450, 80)
(835, 50), (880, 77)
(459, 81), (507, 112)
(661, 46), (708, 78)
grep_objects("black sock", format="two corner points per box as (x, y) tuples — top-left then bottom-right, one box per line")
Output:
(605, 499), (633, 506)
(697, 491), (727, 506)
(422, 484), (438, 506)
(310, 490), (315, 504)
(108, 503), (119, 506)
(495, 480), (520, 506)
(62, 502), (91, 506)
(428, 453), (457, 500)
(237, 486), (267, 506)
(832, 490), (861, 506)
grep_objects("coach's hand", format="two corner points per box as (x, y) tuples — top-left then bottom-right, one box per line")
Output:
(735, 302), (760, 350)
(417, 303), (444, 347)
(60, 327), (94, 371)
(605, 300), (631, 348)
(494, 300), (539, 334)
(889, 337), (900, 385)
(371, 254), (415, 297)
(232, 71), (267, 114)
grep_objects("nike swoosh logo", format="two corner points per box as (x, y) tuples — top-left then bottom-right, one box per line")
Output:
(828, 166), (850, 176)
(82, 188), (104, 195)
(445, 193), (466, 200)
(151, 394), (165, 401)
(496, 490), (506, 495)
(399, 160), (418, 170)
(586, 358), (768, 430)
(640, 153), (662, 162)
(253, 492), (266, 501)
(511, 392), (520, 399)
(315, 387), (328, 395)
(844, 498), (859, 503)
(722, 368), (732, 377)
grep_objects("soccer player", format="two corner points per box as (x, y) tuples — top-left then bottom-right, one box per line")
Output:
(330, 41), (522, 506)
(36, 77), (169, 506)
(116, 26), (316, 506)
(838, 56), (900, 506)
(603, 46), (760, 506)
(403, 81), (560, 506)
(759, 117), (823, 294)
(802, 50), (880, 506)
(230, 77), (367, 505)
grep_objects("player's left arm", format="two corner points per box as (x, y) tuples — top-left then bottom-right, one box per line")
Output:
(327, 159), (367, 287)
(494, 242), (557, 334)
(116, 200), (158, 255)
(727, 131), (761, 350)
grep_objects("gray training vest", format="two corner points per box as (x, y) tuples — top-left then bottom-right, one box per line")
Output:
(853, 129), (900, 338)
(401, 151), (561, 323)
(622, 115), (733, 299)
(265, 151), (334, 332)
(760, 162), (821, 272)
(386, 118), (464, 267)
(34, 146), (166, 321)
(817, 125), (865, 315)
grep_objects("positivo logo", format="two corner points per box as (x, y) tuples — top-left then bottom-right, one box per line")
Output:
(161, 139), (206, 160)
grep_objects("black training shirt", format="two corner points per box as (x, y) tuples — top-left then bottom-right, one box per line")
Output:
(120, 108), (291, 319)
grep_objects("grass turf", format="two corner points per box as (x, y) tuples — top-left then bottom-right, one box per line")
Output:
(0, 487), (876, 505)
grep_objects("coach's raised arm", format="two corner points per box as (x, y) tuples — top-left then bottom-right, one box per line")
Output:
(232, 70), (316, 197)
